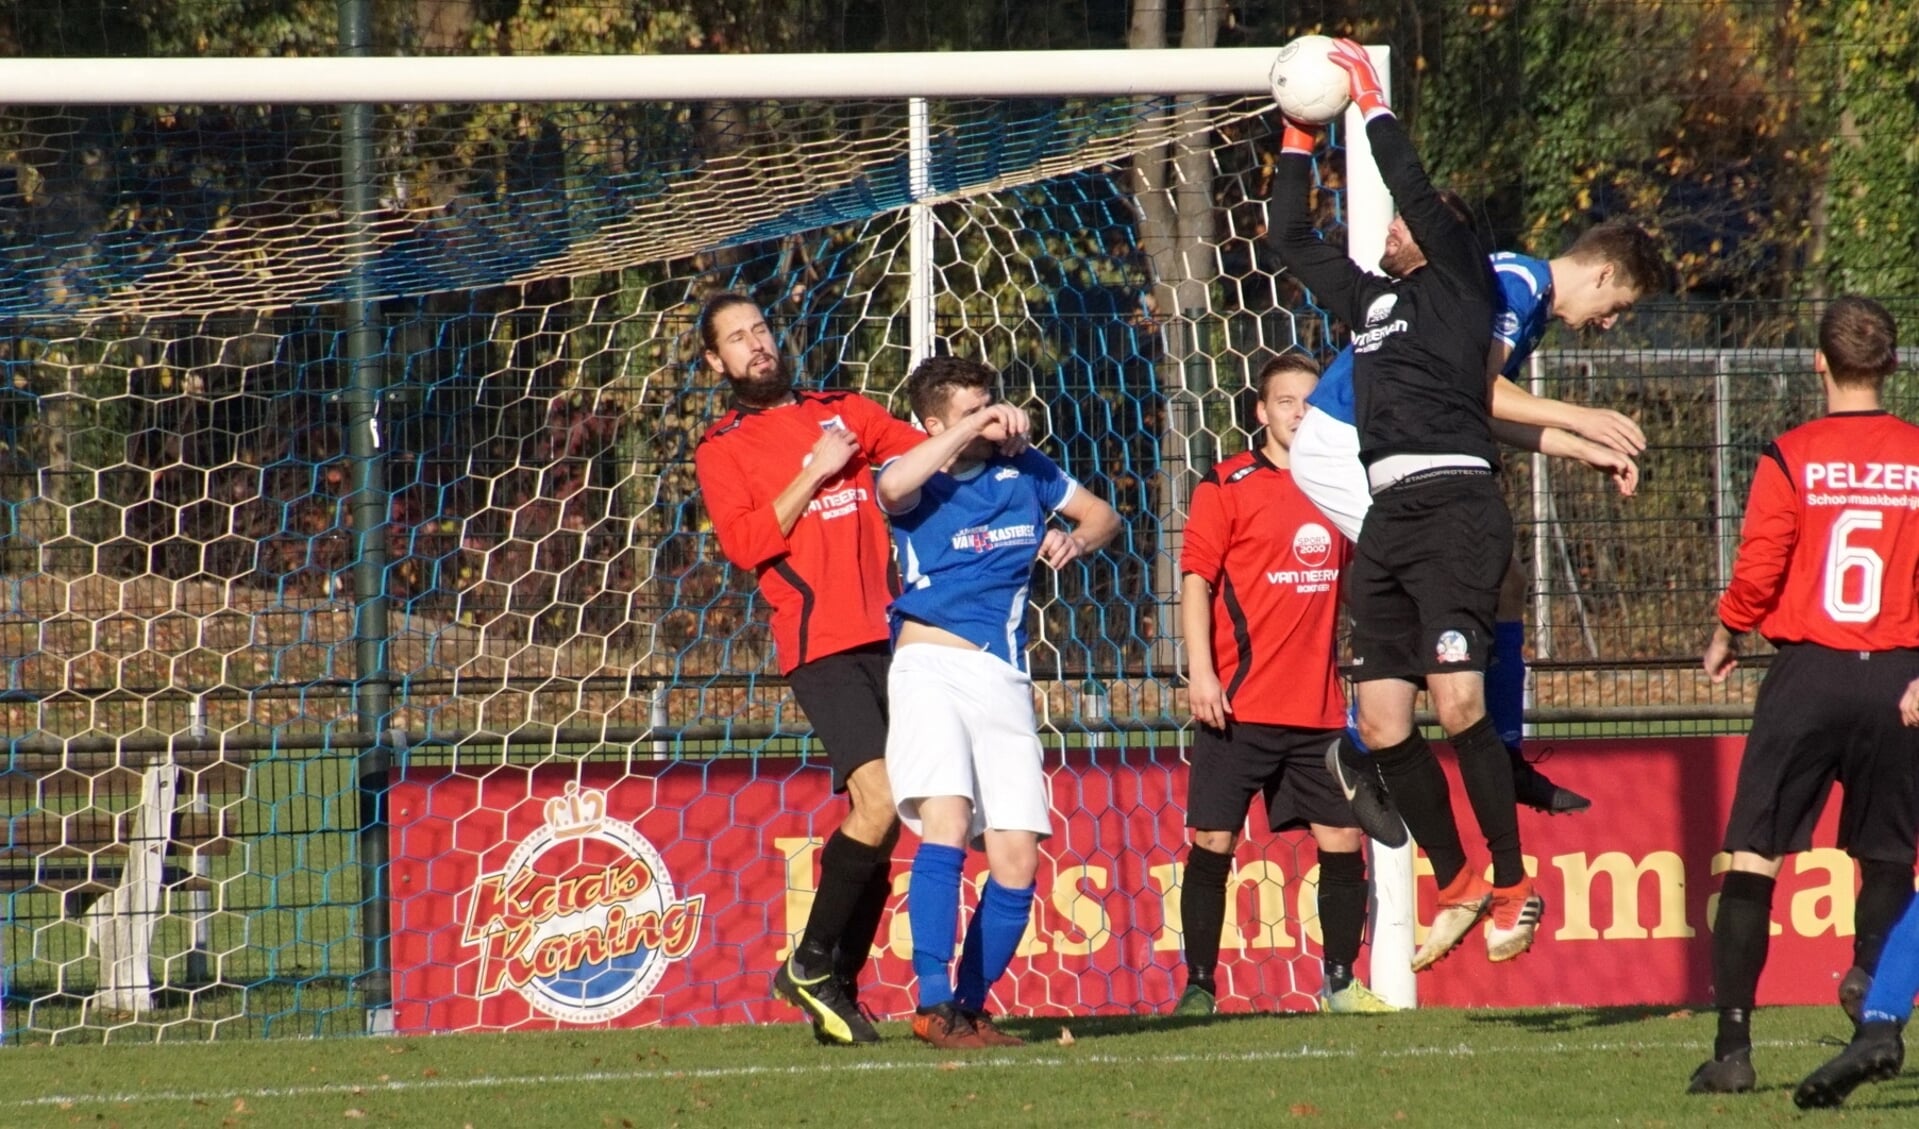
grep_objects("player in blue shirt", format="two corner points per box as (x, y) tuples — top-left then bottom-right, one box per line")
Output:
(1294, 219), (1674, 820)
(875, 355), (1121, 1049)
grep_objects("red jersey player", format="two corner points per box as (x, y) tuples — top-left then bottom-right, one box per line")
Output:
(693, 293), (1031, 1046)
(1175, 353), (1392, 1016)
(1691, 298), (1919, 1095)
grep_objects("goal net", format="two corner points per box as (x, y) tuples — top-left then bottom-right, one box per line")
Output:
(0, 50), (1399, 1040)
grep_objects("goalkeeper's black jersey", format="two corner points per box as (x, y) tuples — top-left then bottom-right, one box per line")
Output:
(1267, 115), (1499, 469)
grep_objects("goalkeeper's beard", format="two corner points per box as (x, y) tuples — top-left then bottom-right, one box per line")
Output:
(726, 354), (795, 408)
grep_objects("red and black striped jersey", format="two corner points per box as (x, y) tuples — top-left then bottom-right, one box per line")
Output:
(1181, 448), (1349, 727)
(694, 390), (924, 673)
(1721, 410), (1919, 650)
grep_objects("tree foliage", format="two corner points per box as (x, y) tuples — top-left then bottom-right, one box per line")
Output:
(1334, 0), (1919, 301)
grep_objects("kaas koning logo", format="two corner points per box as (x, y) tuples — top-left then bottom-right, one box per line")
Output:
(460, 783), (705, 1023)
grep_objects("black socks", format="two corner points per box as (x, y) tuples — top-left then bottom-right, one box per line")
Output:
(795, 829), (892, 978)
(1371, 731), (1467, 886)
(1180, 844), (1235, 992)
(1451, 716), (1525, 888)
(1713, 870), (1777, 1057)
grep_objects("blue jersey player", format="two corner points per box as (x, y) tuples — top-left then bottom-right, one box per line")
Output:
(1291, 218), (1674, 817)
(874, 355), (1121, 1049)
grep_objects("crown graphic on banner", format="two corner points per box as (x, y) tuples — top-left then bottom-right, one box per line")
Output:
(544, 782), (608, 840)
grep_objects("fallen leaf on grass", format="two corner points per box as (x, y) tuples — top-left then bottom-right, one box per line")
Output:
(233, 1098), (250, 1113)
(1667, 1009), (1693, 1019)
(1290, 1103), (1319, 1117)
(421, 1068), (439, 1078)
(1058, 1027), (1076, 1046)
(938, 1061), (964, 1072)
(344, 1111), (367, 1120)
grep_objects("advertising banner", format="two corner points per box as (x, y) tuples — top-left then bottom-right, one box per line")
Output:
(389, 737), (1855, 1032)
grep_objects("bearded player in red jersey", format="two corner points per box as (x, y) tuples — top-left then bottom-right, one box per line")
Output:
(1175, 352), (1392, 1017)
(693, 293), (1030, 1045)
(1689, 297), (1919, 1095)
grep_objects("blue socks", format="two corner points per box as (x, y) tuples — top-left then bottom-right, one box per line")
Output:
(1488, 620), (1527, 749)
(909, 844), (1037, 1013)
(1861, 894), (1919, 1025)
(908, 843), (966, 1009)
(956, 877), (1037, 1012)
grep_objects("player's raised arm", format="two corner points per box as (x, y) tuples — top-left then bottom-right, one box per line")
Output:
(1488, 418), (1638, 497)
(1265, 118), (1377, 330)
(1490, 373), (1647, 456)
(1327, 39), (1488, 303)
(874, 402), (1023, 514)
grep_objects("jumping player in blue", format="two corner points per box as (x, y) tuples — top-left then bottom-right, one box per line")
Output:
(1292, 219), (1674, 818)
(874, 354), (1121, 1049)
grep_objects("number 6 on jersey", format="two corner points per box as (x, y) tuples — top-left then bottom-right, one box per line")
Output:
(1824, 508), (1885, 624)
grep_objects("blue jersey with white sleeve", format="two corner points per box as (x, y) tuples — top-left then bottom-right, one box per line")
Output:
(1488, 252), (1554, 378)
(1303, 251), (1557, 425)
(882, 448), (1079, 673)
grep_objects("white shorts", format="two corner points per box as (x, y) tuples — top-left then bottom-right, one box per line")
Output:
(884, 643), (1052, 842)
(1291, 405), (1370, 544)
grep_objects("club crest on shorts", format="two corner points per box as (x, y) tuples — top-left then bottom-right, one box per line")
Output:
(1435, 630), (1471, 664)
(460, 782), (704, 1023)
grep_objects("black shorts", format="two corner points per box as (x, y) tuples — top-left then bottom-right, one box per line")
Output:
(785, 642), (891, 792)
(1185, 722), (1355, 834)
(1347, 471), (1512, 683)
(1722, 643), (1919, 864)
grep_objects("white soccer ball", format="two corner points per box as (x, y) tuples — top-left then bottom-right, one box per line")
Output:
(1270, 35), (1352, 125)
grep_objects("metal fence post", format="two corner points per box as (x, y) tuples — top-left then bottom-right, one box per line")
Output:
(1713, 354), (1733, 592)
(1080, 677), (1108, 751)
(339, 0), (394, 1034)
(1529, 353), (1552, 659)
(186, 694), (211, 985)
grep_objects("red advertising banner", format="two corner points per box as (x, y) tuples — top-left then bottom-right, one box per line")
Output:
(389, 737), (1856, 1033)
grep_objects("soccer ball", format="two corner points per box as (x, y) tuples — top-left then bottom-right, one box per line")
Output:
(1269, 35), (1352, 125)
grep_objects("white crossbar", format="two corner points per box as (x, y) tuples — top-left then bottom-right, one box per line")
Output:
(0, 48), (1281, 104)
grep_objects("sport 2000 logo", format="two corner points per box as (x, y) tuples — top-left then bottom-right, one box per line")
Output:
(459, 783), (705, 1023)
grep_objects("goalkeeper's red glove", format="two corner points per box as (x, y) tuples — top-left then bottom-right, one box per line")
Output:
(1328, 38), (1391, 120)
(1279, 116), (1317, 156)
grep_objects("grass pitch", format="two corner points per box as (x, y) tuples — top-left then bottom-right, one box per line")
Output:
(2, 1005), (1911, 1128)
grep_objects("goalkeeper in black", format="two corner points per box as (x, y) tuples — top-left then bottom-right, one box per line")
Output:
(1268, 38), (1541, 973)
